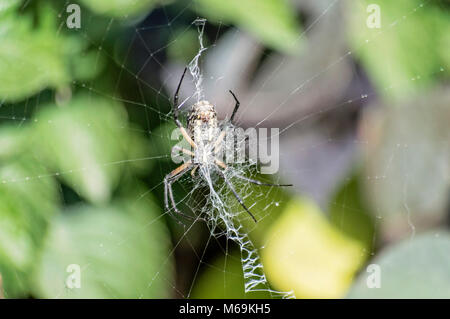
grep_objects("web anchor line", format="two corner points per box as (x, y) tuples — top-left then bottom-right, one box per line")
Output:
(188, 18), (208, 103)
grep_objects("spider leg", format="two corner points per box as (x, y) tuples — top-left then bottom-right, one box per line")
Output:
(173, 145), (195, 157)
(215, 166), (258, 223)
(173, 67), (197, 149)
(213, 91), (243, 155)
(215, 159), (227, 170)
(233, 174), (293, 187)
(228, 90), (240, 124)
(191, 165), (198, 177)
(164, 161), (197, 224)
(173, 67), (187, 124)
(215, 159), (292, 187)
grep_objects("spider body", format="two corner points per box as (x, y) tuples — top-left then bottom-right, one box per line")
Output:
(187, 100), (218, 136)
(164, 67), (292, 225)
(187, 101), (219, 166)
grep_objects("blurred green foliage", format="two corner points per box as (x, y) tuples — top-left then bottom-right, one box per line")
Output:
(348, 232), (450, 298)
(349, 0), (450, 100)
(34, 95), (149, 204)
(0, 3), (69, 101)
(194, 0), (301, 54)
(329, 174), (375, 255)
(191, 249), (271, 299)
(0, 0), (449, 299)
(32, 201), (171, 298)
(0, 95), (167, 297)
(79, 0), (159, 18)
(0, 154), (59, 297)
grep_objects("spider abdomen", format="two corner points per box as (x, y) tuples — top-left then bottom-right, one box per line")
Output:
(187, 100), (219, 143)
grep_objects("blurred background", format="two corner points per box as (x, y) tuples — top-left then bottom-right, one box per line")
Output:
(0, 0), (449, 299)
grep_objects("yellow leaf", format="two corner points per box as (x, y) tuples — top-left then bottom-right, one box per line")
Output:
(262, 198), (365, 298)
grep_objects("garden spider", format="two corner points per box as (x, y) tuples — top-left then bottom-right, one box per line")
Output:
(164, 67), (292, 224)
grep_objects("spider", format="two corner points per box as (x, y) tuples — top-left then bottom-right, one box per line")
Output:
(164, 67), (292, 224)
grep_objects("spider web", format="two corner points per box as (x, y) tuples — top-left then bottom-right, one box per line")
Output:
(171, 17), (294, 298)
(0, 0), (445, 299)
(161, 15), (294, 298)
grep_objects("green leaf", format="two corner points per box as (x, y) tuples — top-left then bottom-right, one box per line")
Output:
(0, 6), (70, 102)
(194, 0), (301, 54)
(348, 0), (450, 100)
(70, 49), (107, 81)
(79, 0), (158, 19)
(0, 126), (27, 159)
(0, 154), (60, 297)
(348, 232), (450, 298)
(149, 121), (178, 160)
(191, 249), (271, 299)
(33, 95), (146, 204)
(31, 201), (172, 298)
(0, 0), (20, 17)
(167, 28), (208, 64)
(329, 173), (375, 256)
